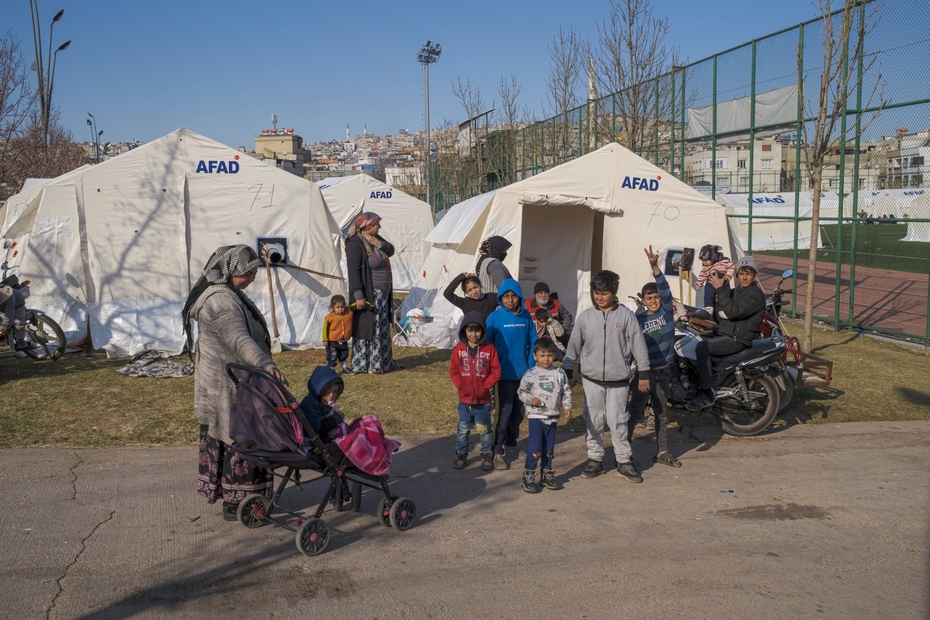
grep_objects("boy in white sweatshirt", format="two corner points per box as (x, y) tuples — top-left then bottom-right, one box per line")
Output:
(517, 338), (572, 493)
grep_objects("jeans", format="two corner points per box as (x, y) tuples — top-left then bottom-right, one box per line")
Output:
(581, 378), (632, 464)
(0, 287), (25, 329)
(695, 336), (746, 392)
(628, 366), (671, 454)
(457, 403), (493, 453)
(326, 341), (349, 366)
(493, 379), (524, 455)
(525, 418), (557, 470)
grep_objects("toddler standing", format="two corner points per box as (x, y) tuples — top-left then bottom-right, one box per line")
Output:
(323, 295), (354, 374)
(517, 339), (572, 493)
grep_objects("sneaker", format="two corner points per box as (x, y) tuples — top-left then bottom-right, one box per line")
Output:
(541, 469), (561, 490)
(644, 415), (656, 430)
(521, 469), (539, 493)
(342, 366), (355, 375)
(581, 459), (605, 479)
(493, 453), (510, 470)
(615, 461), (643, 483)
(686, 391), (716, 411)
(453, 451), (467, 469)
(480, 452), (494, 471)
(503, 445), (521, 458)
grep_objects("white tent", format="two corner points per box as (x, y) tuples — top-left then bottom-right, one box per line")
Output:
(317, 175), (434, 291)
(717, 192), (841, 251)
(855, 189), (927, 220)
(902, 192), (930, 242)
(1, 128), (343, 357)
(400, 143), (734, 348)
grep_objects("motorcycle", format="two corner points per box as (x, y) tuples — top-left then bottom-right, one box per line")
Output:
(1, 241), (67, 361)
(668, 315), (787, 437)
(758, 269), (802, 413)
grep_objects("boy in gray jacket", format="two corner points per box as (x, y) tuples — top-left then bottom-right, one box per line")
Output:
(563, 270), (651, 482)
(517, 338), (572, 493)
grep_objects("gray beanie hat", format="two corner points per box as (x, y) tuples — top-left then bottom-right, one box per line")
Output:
(735, 255), (758, 273)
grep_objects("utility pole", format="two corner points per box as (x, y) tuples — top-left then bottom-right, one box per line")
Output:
(417, 41), (441, 207)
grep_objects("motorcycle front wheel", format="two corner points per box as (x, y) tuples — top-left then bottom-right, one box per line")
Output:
(718, 373), (780, 436)
(17, 314), (67, 361)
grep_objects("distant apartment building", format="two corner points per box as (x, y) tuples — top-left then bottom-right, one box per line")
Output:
(254, 128), (312, 176)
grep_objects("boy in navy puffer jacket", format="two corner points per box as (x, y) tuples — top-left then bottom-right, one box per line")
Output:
(450, 311), (501, 470)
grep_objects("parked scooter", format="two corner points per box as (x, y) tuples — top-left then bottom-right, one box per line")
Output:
(668, 315), (787, 437)
(1, 241), (66, 361)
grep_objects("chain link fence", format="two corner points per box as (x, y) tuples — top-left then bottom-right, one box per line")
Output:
(505, 0), (930, 344)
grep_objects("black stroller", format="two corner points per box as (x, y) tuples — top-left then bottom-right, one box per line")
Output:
(225, 363), (416, 556)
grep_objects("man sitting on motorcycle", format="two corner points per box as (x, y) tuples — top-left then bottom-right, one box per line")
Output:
(686, 255), (766, 411)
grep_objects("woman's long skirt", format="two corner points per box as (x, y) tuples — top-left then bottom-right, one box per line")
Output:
(197, 425), (273, 505)
(350, 287), (400, 374)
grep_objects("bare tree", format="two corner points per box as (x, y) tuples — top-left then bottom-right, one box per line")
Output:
(799, 0), (883, 352)
(494, 75), (524, 186)
(543, 27), (589, 165)
(0, 31), (86, 201)
(595, 0), (679, 155)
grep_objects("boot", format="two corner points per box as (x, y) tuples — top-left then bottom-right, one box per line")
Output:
(480, 452), (494, 471)
(453, 451), (467, 469)
(521, 469), (539, 493)
(541, 469), (561, 490)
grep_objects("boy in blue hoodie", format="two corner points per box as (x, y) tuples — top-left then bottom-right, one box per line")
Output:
(298, 366), (347, 442)
(485, 278), (537, 470)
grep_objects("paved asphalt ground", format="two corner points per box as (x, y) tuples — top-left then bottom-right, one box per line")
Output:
(4, 421), (929, 620)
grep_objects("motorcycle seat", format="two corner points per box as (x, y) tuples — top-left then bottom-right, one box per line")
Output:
(710, 339), (779, 371)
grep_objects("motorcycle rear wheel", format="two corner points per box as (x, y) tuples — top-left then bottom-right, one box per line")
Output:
(774, 367), (795, 413)
(718, 374), (780, 437)
(33, 315), (67, 361)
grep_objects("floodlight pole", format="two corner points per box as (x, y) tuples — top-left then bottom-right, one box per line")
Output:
(417, 41), (441, 208)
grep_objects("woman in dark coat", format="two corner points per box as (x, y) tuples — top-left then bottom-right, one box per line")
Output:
(345, 212), (401, 374)
(182, 244), (288, 521)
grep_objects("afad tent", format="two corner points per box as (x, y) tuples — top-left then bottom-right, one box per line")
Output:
(1, 128), (343, 357)
(856, 188), (927, 219)
(400, 142), (736, 348)
(317, 175), (434, 291)
(717, 192), (841, 252)
(902, 192), (930, 242)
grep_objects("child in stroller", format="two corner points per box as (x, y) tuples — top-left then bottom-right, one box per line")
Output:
(226, 363), (415, 556)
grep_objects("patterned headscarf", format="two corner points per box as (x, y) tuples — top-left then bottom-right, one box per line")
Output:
(181, 244), (268, 354)
(346, 212), (382, 238)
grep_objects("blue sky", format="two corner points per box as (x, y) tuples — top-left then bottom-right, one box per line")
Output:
(4, 0), (836, 147)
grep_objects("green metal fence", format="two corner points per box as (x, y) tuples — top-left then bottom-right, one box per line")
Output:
(506, 0), (930, 344)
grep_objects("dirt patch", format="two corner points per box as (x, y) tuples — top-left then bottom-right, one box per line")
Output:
(717, 503), (829, 521)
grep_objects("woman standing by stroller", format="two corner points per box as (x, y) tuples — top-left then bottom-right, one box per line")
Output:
(182, 244), (287, 521)
(346, 212), (402, 374)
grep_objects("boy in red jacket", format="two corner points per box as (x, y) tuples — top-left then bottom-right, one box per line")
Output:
(450, 310), (502, 470)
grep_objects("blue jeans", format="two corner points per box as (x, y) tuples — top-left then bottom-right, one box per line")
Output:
(493, 379), (524, 455)
(456, 403), (493, 453)
(525, 418), (557, 470)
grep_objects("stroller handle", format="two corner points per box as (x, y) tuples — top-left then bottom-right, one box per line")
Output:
(226, 363), (283, 388)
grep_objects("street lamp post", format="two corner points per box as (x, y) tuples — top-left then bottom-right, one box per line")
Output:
(46, 39), (71, 142)
(417, 40), (441, 208)
(86, 119), (96, 163)
(88, 113), (99, 163)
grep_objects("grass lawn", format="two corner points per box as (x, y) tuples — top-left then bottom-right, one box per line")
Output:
(757, 223), (930, 274)
(0, 320), (928, 448)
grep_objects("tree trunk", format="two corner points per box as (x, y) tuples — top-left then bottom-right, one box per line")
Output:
(803, 168), (822, 352)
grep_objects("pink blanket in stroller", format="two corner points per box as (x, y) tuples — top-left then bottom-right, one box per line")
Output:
(333, 415), (400, 476)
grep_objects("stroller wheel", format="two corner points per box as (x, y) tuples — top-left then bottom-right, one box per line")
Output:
(389, 497), (416, 532)
(296, 518), (330, 557)
(237, 494), (270, 529)
(376, 496), (395, 527)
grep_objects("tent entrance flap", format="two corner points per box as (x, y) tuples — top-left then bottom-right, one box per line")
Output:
(518, 204), (594, 318)
(520, 192), (624, 216)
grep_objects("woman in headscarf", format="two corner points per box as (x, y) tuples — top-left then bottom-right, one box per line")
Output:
(182, 244), (287, 521)
(345, 212), (401, 374)
(475, 236), (513, 295)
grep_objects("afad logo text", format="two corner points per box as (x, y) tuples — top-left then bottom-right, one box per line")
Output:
(621, 175), (660, 191)
(370, 189), (393, 199)
(196, 154), (241, 174)
(752, 194), (786, 204)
